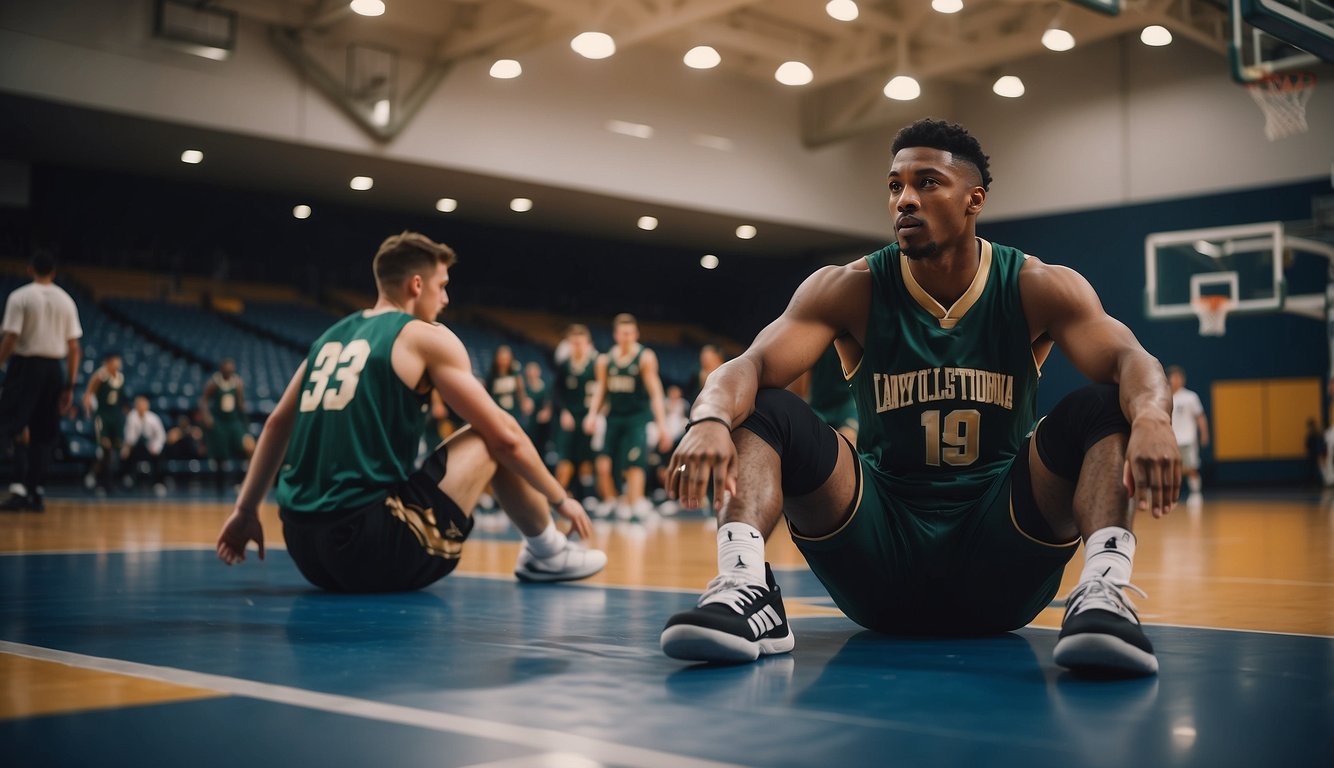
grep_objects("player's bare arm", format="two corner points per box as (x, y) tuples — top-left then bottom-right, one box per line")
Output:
(81, 368), (103, 417)
(216, 361), (307, 564)
(1020, 258), (1180, 517)
(582, 354), (609, 436)
(640, 348), (672, 453)
(669, 262), (871, 509)
(407, 322), (591, 539)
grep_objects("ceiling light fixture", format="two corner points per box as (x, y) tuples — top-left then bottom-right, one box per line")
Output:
(1141, 25), (1173, 46)
(510, 197), (533, 212)
(700, 254), (720, 270)
(825, 0), (859, 22)
(683, 45), (721, 69)
(992, 75), (1025, 98)
(883, 75), (921, 100)
(1041, 27), (1076, 51)
(292, 204), (311, 219)
(349, 0), (384, 18)
(931, 0), (963, 13)
(774, 61), (813, 86)
(571, 32), (616, 59)
(349, 176), (373, 191)
(606, 119), (654, 139)
(180, 149), (203, 164)
(637, 216), (659, 231)
(489, 59), (522, 79)
(435, 198), (457, 213)
(736, 225), (757, 240)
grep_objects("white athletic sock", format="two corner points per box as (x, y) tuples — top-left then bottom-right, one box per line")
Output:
(1080, 526), (1136, 585)
(717, 522), (767, 586)
(1188, 475), (1202, 494)
(524, 521), (567, 559)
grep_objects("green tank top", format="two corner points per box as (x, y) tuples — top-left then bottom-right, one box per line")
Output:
(97, 370), (125, 419)
(210, 373), (243, 423)
(851, 240), (1038, 512)
(278, 311), (428, 513)
(605, 345), (650, 419)
(488, 361), (523, 416)
(559, 355), (597, 417)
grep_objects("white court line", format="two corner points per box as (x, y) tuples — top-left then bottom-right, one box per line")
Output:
(0, 641), (744, 768)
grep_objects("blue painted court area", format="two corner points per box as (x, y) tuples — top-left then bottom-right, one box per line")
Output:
(3, 549), (1331, 767)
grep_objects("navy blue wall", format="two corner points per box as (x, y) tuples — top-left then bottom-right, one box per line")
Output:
(980, 178), (1331, 485)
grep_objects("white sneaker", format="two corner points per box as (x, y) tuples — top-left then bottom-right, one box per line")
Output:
(153, 483), (168, 497)
(514, 539), (607, 583)
(594, 499), (616, 519)
(632, 498), (657, 520)
(615, 502), (634, 521)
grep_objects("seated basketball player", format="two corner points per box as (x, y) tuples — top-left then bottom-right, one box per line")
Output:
(217, 232), (605, 591)
(661, 119), (1179, 676)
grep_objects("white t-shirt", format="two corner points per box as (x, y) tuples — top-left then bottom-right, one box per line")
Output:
(1171, 388), (1205, 447)
(124, 410), (167, 455)
(1, 282), (83, 359)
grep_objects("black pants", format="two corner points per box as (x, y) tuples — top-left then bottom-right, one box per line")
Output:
(280, 443), (474, 593)
(123, 443), (164, 486)
(0, 356), (65, 494)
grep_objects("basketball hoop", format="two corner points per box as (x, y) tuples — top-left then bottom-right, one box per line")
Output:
(1194, 295), (1232, 336)
(1247, 72), (1316, 141)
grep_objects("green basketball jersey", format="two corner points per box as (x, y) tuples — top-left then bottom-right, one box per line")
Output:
(97, 370), (125, 419)
(210, 372), (243, 424)
(489, 361), (523, 416)
(851, 240), (1038, 513)
(605, 345), (649, 418)
(278, 311), (428, 513)
(559, 354), (597, 417)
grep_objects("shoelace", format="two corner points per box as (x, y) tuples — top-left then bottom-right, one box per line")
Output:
(1064, 577), (1148, 622)
(698, 573), (767, 613)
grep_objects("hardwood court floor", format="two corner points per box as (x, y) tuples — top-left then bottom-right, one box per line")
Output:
(2, 491), (1331, 767)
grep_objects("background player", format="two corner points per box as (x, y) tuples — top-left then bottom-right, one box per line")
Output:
(201, 358), (253, 494)
(217, 231), (604, 590)
(82, 351), (126, 494)
(584, 313), (672, 521)
(1167, 365), (1209, 505)
(552, 324), (599, 506)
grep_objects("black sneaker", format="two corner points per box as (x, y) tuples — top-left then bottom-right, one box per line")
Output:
(0, 493), (32, 512)
(661, 563), (794, 663)
(1053, 577), (1158, 676)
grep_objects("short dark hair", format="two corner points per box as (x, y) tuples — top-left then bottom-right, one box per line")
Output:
(373, 231), (457, 290)
(613, 313), (637, 328)
(1167, 365), (1185, 377)
(565, 323), (590, 338)
(30, 249), (57, 277)
(891, 118), (992, 191)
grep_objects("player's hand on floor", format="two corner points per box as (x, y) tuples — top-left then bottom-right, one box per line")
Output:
(217, 508), (265, 565)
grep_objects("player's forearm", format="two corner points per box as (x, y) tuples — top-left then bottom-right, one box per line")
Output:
(65, 341), (80, 387)
(489, 418), (566, 504)
(688, 357), (760, 426)
(0, 333), (17, 369)
(236, 410), (296, 514)
(1116, 351), (1172, 427)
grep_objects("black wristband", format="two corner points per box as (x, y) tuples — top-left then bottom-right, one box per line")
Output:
(684, 416), (731, 433)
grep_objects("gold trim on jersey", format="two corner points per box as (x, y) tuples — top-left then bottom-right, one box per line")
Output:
(385, 496), (465, 559)
(608, 344), (642, 369)
(900, 238), (993, 330)
(1009, 420), (1080, 549)
(787, 435), (863, 543)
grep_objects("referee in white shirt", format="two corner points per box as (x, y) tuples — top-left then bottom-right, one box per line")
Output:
(0, 251), (83, 511)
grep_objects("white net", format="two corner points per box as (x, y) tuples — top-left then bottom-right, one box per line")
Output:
(1194, 298), (1231, 336)
(1247, 72), (1317, 141)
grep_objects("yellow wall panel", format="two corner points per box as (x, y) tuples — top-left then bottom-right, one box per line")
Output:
(1212, 381), (1267, 461)
(1264, 378), (1321, 459)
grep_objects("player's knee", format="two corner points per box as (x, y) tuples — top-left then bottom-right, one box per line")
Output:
(741, 388), (840, 496)
(1034, 383), (1130, 481)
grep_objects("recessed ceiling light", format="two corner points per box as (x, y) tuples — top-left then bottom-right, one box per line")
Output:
(490, 59), (522, 79)
(774, 61), (814, 86)
(700, 254), (720, 270)
(371, 99), (390, 127)
(349, 0), (384, 17)
(736, 225), (757, 240)
(826, 0), (859, 22)
(510, 197), (533, 212)
(606, 120), (654, 139)
(1141, 25), (1173, 46)
(932, 0), (963, 13)
(683, 45), (721, 69)
(992, 75), (1025, 98)
(883, 75), (921, 100)
(435, 198), (457, 213)
(180, 149), (203, 164)
(350, 176), (373, 191)
(1042, 28), (1075, 51)
(637, 216), (659, 231)
(292, 204), (311, 219)
(571, 32), (616, 59)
